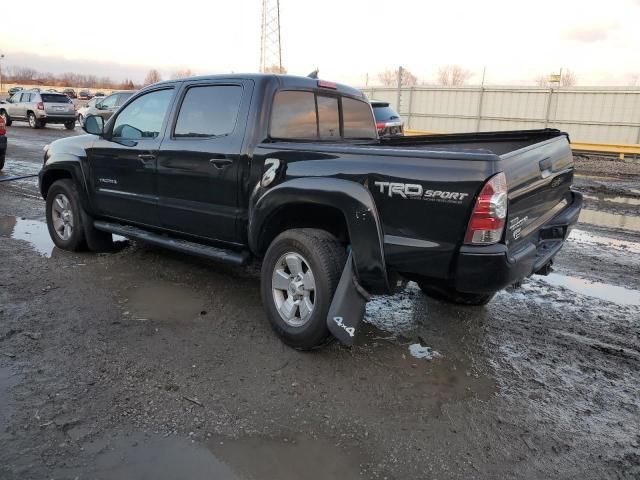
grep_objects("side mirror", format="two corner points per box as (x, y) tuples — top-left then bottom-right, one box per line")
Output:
(83, 115), (104, 136)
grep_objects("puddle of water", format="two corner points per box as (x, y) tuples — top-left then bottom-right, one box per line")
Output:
(208, 434), (368, 480)
(124, 282), (207, 322)
(85, 433), (241, 480)
(539, 273), (640, 306)
(408, 343), (441, 360)
(74, 432), (369, 480)
(579, 209), (640, 232)
(583, 194), (640, 206)
(568, 229), (640, 254)
(569, 229), (640, 253)
(0, 216), (54, 257)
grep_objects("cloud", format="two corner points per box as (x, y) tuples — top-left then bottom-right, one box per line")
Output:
(564, 24), (616, 43)
(1, 50), (200, 83)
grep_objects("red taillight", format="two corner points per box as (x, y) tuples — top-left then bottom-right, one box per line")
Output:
(317, 80), (337, 89)
(376, 122), (386, 132)
(464, 172), (508, 245)
(0, 117), (5, 135)
(37, 102), (45, 110)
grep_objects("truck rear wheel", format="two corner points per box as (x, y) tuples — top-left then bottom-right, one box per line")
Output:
(261, 229), (346, 350)
(417, 282), (495, 306)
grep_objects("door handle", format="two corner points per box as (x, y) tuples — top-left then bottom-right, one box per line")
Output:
(137, 153), (156, 162)
(209, 158), (233, 169)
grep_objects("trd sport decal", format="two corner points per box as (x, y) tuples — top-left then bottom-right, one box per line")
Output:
(374, 181), (469, 204)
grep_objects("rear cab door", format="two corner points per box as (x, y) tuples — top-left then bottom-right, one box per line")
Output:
(156, 78), (254, 243)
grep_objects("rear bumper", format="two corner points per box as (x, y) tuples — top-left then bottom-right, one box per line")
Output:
(38, 114), (76, 123)
(454, 191), (583, 293)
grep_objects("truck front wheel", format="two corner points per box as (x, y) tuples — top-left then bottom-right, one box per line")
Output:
(417, 282), (495, 306)
(46, 179), (87, 251)
(261, 229), (346, 350)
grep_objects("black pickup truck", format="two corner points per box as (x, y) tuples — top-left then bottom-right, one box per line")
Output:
(39, 74), (582, 349)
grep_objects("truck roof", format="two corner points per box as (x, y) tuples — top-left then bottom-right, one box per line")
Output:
(152, 73), (367, 99)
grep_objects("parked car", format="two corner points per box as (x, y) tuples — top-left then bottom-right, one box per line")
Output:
(78, 90), (92, 100)
(94, 92), (105, 97)
(0, 115), (6, 170)
(0, 90), (76, 129)
(371, 100), (404, 137)
(76, 91), (135, 126)
(8, 86), (23, 97)
(63, 88), (77, 99)
(39, 74), (582, 350)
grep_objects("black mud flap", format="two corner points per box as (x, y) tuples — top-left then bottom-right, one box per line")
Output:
(327, 253), (371, 346)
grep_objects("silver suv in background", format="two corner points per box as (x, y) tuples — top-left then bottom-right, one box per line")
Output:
(0, 90), (76, 129)
(77, 91), (136, 126)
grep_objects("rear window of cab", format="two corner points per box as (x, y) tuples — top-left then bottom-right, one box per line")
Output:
(270, 90), (376, 140)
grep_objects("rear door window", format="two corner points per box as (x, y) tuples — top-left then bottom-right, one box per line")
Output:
(342, 97), (376, 139)
(41, 94), (70, 103)
(317, 95), (340, 139)
(20, 93), (31, 102)
(174, 85), (243, 137)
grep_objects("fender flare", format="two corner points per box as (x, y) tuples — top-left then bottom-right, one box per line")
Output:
(39, 159), (91, 208)
(249, 177), (390, 294)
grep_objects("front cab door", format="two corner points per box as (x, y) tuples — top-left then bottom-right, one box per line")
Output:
(86, 87), (176, 227)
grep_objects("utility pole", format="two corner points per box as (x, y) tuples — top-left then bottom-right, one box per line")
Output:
(260, 0), (282, 73)
(396, 65), (403, 113)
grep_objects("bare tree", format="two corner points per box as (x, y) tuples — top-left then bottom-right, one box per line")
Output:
(144, 69), (162, 86)
(535, 75), (551, 87)
(263, 64), (287, 74)
(377, 68), (418, 87)
(561, 69), (577, 86)
(436, 65), (472, 86)
(171, 69), (194, 80)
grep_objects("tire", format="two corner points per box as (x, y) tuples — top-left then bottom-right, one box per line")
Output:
(45, 179), (86, 251)
(261, 228), (347, 350)
(417, 282), (495, 306)
(28, 112), (41, 129)
(0, 110), (11, 126)
(64, 121), (75, 130)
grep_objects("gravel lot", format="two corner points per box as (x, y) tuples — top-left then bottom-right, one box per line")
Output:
(1, 123), (639, 479)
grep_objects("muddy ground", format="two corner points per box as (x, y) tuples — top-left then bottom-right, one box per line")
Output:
(0, 123), (639, 479)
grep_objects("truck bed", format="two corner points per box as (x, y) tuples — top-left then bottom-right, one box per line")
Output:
(380, 128), (566, 156)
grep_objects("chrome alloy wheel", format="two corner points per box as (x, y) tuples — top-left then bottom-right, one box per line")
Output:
(272, 252), (316, 327)
(51, 193), (74, 240)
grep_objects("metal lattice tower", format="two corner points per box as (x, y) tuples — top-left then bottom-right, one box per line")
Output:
(259, 0), (282, 73)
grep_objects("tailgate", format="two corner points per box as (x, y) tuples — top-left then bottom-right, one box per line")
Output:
(501, 135), (574, 248)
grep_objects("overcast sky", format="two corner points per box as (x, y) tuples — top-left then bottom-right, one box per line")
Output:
(2, 0), (640, 86)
